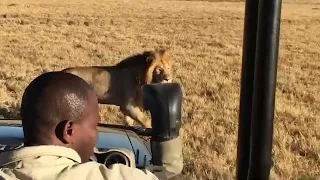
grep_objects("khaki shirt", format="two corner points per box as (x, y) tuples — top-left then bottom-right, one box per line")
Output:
(0, 145), (159, 180)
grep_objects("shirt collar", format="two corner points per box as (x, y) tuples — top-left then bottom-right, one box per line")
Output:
(0, 145), (82, 166)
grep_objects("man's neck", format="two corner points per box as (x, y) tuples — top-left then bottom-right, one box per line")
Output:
(24, 138), (66, 147)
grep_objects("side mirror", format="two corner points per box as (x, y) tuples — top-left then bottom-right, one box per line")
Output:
(142, 83), (183, 179)
(142, 83), (182, 141)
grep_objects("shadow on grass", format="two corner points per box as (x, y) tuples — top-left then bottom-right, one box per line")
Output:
(298, 175), (318, 180)
(0, 107), (20, 119)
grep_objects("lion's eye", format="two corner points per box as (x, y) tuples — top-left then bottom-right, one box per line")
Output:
(156, 68), (162, 73)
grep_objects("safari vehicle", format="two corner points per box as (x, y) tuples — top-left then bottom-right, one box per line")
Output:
(0, 0), (282, 179)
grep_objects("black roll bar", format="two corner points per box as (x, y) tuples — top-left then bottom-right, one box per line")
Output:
(236, 0), (259, 178)
(236, 0), (283, 179)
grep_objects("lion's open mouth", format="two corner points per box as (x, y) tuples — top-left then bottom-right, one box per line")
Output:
(162, 78), (172, 83)
(153, 76), (172, 83)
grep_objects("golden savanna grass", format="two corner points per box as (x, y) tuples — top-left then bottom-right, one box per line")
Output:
(0, 0), (319, 179)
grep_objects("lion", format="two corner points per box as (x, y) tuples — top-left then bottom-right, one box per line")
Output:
(60, 49), (173, 128)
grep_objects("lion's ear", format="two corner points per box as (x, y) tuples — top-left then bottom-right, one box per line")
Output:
(157, 49), (167, 56)
(146, 56), (154, 64)
(145, 51), (157, 65)
(157, 49), (172, 61)
(158, 50), (173, 64)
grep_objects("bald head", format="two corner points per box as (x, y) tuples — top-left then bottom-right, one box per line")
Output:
(20, 71), (99, 154)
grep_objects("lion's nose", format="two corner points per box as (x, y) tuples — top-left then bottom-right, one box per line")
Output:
(163, 74), (170, 81)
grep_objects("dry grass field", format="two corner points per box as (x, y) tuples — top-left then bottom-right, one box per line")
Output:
(0, 0), (319, 179)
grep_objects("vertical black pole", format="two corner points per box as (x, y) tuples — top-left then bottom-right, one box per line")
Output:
(236, 0), (259, 179)
(248, 0), (282, 179)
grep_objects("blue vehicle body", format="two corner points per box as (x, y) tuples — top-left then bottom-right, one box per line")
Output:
(0, 119), (152, 169)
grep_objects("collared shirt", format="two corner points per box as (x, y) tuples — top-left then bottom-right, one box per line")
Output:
(0, 145), (159, 180)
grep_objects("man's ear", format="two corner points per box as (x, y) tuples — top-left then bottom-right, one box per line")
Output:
(55, 120), (75, 144)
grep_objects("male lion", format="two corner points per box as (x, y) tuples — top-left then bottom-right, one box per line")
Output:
(61, 49), (173, 128)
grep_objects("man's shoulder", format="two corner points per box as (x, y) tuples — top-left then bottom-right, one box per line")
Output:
(69, 162), (159, 180)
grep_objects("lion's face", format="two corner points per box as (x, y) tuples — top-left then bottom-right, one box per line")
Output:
(151, 52), (173, 83)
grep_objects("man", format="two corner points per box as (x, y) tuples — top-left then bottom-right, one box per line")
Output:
(0, 71), (159, 180)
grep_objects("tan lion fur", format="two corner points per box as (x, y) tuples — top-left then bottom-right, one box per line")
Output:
(61, 49), (173, 128)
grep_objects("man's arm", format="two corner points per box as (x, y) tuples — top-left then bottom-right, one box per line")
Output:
(107, 164), (160, 180)
(64, 162), (160, 180)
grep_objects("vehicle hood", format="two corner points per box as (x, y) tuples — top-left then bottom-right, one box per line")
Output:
(0, 120), (152, 167)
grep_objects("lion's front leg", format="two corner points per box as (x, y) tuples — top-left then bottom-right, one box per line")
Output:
(120, 105), (151, 128)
